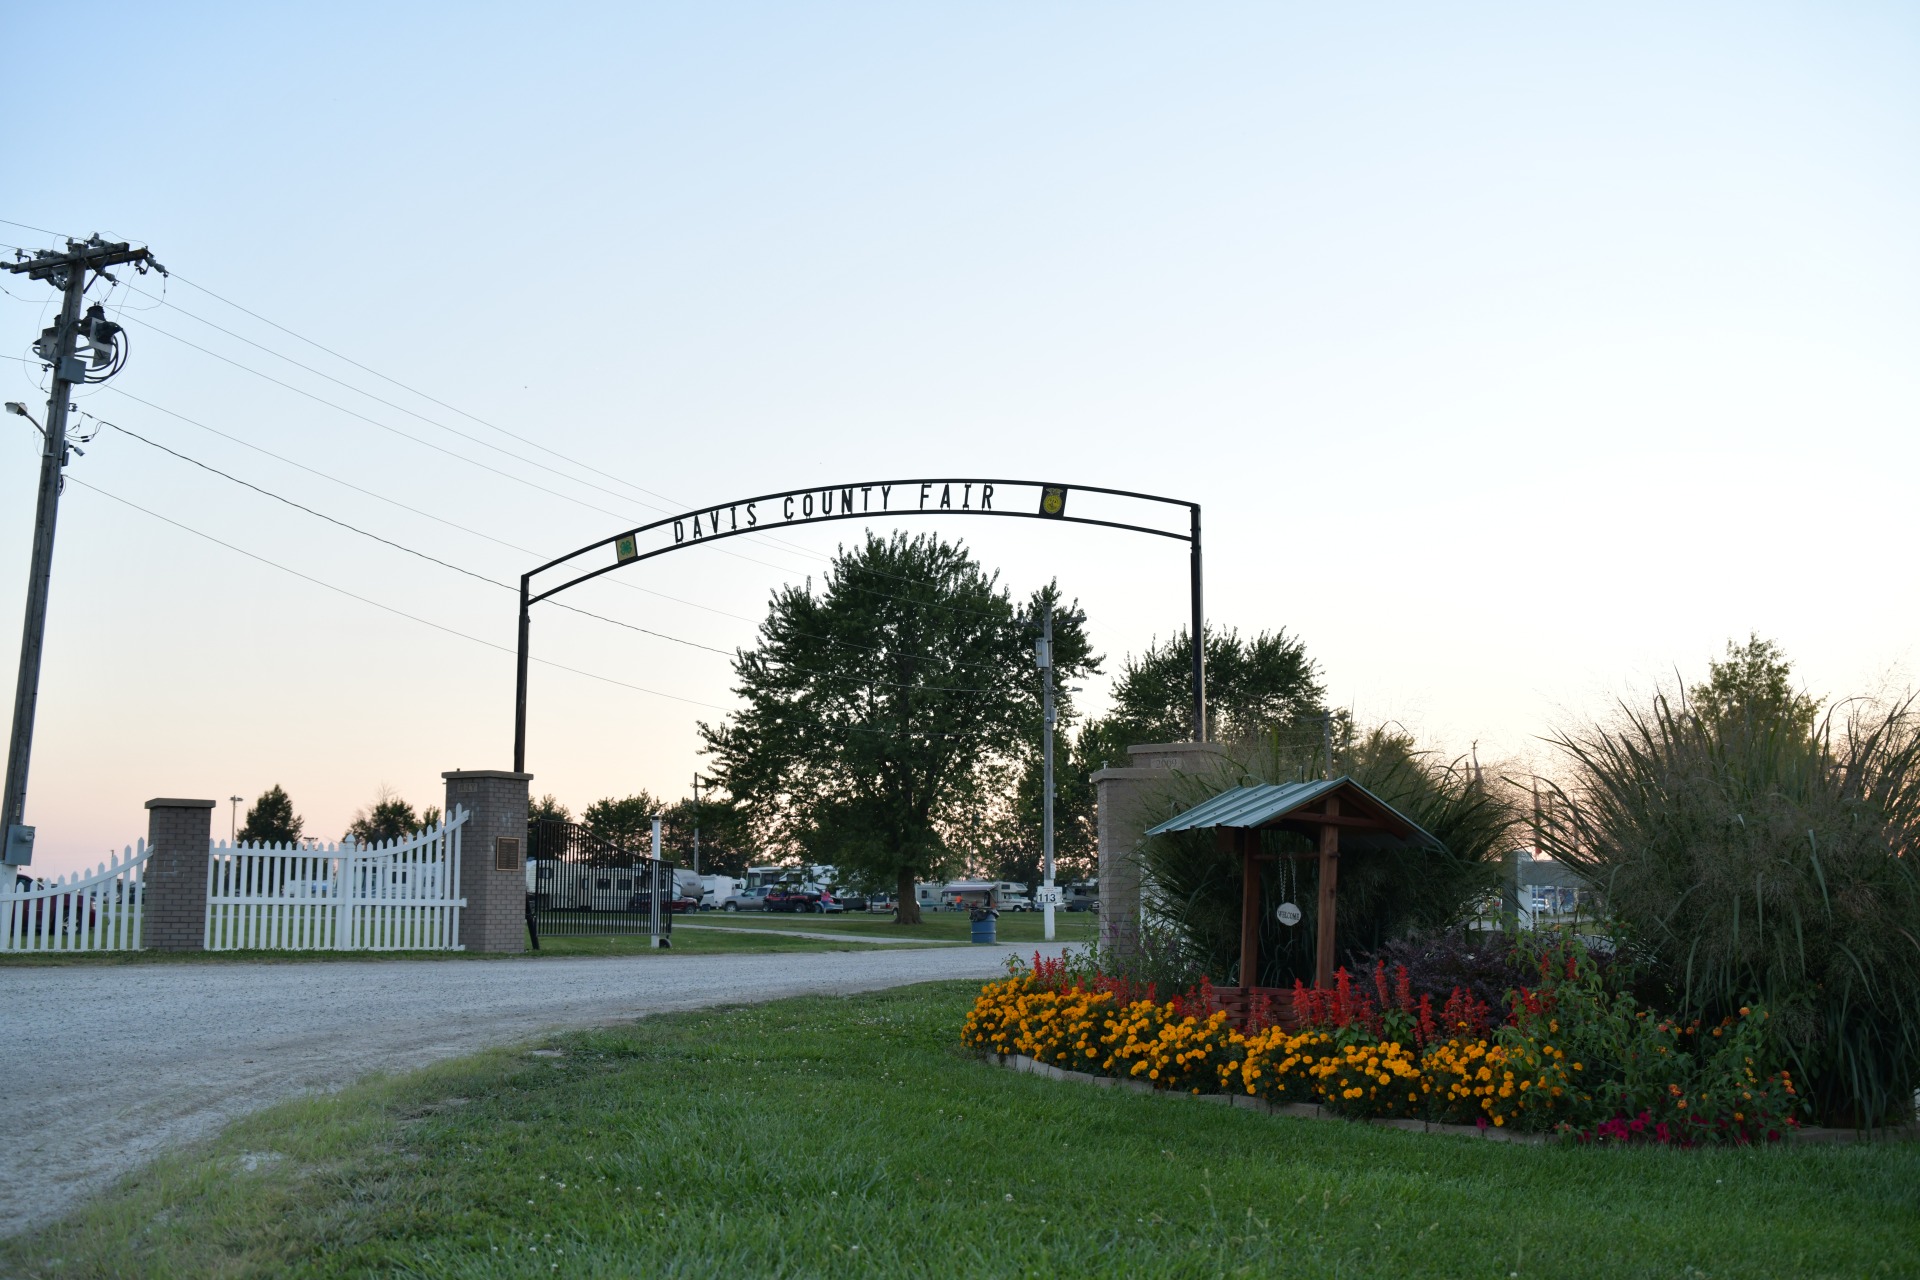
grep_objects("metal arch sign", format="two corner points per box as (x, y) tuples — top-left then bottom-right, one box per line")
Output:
(524, 479), (1185, 605)
(514, 477), (1206, 771)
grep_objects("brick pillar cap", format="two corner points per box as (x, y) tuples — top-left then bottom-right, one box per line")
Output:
(145, 798), (217, 809)
(441, 770), (533, 781)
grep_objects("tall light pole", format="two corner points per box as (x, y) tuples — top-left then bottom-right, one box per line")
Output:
(1031, 602), (1083, 943)
(690, 773), (701, 880)
(229, 795), (243, 843)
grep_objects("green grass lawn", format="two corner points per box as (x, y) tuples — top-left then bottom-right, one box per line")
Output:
(689, 907), (1098, 945)
(0, 927), (917, 966)
(6, 984), (1915, 1278)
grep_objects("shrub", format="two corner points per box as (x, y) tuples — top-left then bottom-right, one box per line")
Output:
(1541, 683), (1920, 1127)
(1360, 928), (1535, 1017)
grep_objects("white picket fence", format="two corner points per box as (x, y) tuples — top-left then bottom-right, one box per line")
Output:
(203, 807), (468, 951)
(1, 840), (152, 952)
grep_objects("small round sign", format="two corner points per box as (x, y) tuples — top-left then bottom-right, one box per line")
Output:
(1275, 902), (1302, 926)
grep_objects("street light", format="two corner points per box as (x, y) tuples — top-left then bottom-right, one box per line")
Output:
(229, 795), (243, 843)
(1027, 601), (1085, 944)
(4, 402), (43, 438)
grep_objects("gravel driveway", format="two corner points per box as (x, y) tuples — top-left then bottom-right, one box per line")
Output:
(0, 943), (1053, 1237)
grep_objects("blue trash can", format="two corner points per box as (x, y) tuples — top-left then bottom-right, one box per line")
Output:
(970, 908), (998, 944)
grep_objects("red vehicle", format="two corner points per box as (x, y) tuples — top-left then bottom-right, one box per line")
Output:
(11, 874), (97, 935)
(764, 885), (840, 914)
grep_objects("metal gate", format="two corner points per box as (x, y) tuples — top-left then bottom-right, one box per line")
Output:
(525, 819), (672, 942)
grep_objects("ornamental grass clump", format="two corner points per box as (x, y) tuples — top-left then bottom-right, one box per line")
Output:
(1539, 642), (1920, 1128)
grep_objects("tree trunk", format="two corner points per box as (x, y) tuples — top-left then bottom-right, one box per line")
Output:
(894, 867), (922, 925)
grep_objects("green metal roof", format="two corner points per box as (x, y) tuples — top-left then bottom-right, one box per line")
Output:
(1143, 776), (1441, 853)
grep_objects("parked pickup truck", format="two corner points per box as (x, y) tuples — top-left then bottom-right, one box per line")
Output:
(764, 884), (844, 914)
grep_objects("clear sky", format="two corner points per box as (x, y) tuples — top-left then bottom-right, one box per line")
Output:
(3, 3), (1916, 876)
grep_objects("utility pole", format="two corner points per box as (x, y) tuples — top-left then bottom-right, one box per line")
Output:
(1, 236), (162, 866)
(690, 772), (701, 879)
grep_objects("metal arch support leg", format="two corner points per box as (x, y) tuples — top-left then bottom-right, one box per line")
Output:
(1189, 503), (1206, 742)
(513, 577), (530, 773)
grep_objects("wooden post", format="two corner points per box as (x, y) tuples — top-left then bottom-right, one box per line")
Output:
(1238, 828), (1260, 989)
(1315, 797), (1340, 989)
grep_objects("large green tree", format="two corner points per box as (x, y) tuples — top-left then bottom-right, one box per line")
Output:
(1109, 625), (1327, 744)
(574, 791), (756, 875)
(700, 532), (1093, 923)
(581, 792), (664, 852)
(1689, 633), (1821, 738)
(1037, 626), (1334, 892)
(529, 794), (571, 824)
(237, 785), (303, 847)
(345, 786), (433, 845)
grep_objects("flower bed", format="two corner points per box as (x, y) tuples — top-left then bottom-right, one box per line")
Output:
(961, 937), (1804, 1145)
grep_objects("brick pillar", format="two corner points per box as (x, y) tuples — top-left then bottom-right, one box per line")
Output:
(143, 798), (216, 951)
(1093, 743), (1230, 961)
(444, 769), (531, 953)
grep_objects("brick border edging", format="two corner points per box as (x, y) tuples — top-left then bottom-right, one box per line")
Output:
(978, 1052), (1920, 1147)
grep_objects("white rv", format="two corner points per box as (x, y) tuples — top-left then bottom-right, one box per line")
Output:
(745, 864), (837, 892)
(698, 874), (744, 909)
(941, 881), (1030, 911)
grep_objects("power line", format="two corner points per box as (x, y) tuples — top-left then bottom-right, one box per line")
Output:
(129, 312), (836, 584)
(65, 476), (733, 712)
(122, 272), (1054, 626)
(134, 321), (650, 524)
(163, 270), (687, 509)
(87, 409), (1023, 692)
(87, 391), (1027, 679)
(92, 385), (758, 624)
(89, 414), (738, 659)
(140, 274), (1008, 595)
(134, 292), (689, 520)
(0, 217), (81, 240)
